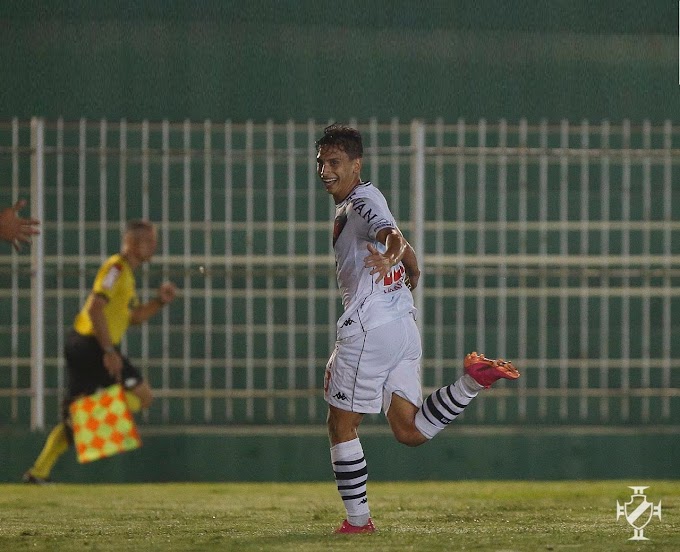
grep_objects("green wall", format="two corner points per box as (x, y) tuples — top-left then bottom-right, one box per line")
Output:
(0, 0), (676, 123)
(2, 428), (678, 483)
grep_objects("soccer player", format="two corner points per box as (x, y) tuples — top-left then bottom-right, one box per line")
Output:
(23, 220), (176, 483)
(317, 124), (520, 533)
(0, 199), (40, 251)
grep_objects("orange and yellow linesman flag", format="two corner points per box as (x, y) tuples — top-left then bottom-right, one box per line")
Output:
(69, 384), (142, 464)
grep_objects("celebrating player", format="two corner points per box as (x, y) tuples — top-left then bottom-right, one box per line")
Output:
(23, 220), (176, 483)
(317, 124), (520, 533)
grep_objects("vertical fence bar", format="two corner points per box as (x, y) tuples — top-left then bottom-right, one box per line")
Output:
(579, 120), (589, 420)
(161, 119), (170, 423)
(99, 119), (108, 263)
(497, 119), (508, 421)
(433, 118), (444, 387)
(182, 119), (192, 422)
(307, 119), (318, 421)
(119, 120), (127, 238)
(78, 119), (87, 306)
(265, 119), (275, 421)
(558, 120), (569, 420)
(641, 119), (651, 422)
(30, 117), (45, 430)
(140, 120), (150, 421)
(599, 120), (610, 421)
(224, 121), (234, 421)
(118, 120), (127, 357)
(662, 120), (672, 419)
(203, 119), (214, 422)
(286, 120), (297, 421)
(475, 119), (486, 420)
(538, 119), (549, 420)
(517, 118), (528, 420)
(369, 117), (379, 186)
(621, 119), (631, 421)
(390, 117), (400, 219)
(56, 118), (65, 415)
(476, 119), (486, 349)
(410, 120), (425, 340)
(10, 118), (19, 421)
(455, 119), (466, 363)
(245, 120), (255, 421)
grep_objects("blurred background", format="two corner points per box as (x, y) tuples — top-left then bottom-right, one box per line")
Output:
(0, 0), (678, 482)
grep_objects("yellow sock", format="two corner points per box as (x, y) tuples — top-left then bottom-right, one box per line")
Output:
(30, 423), (69, 480)
(124, 391), (142, 413)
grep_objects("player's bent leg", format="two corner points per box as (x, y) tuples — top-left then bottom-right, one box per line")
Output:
(128, 382), (153, 411)
(386, 393), (428, 447)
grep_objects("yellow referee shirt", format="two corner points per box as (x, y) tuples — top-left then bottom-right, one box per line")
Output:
(73, 254), (139, 345)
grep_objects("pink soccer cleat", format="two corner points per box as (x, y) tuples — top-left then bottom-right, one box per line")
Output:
(334, 518), (376, 534)
(464, 351), (520, 388)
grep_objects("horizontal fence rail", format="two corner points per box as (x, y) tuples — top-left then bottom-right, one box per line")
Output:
(0, 117), (678, 429)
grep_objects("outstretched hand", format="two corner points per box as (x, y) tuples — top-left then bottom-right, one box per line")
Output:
(0, 199), (40, 251)
(364, 243), (395, 284)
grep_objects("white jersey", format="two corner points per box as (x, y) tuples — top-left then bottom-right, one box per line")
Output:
(333, 181), (415, 339)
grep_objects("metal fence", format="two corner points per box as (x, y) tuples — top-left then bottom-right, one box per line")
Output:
(1, 117), (679, 430)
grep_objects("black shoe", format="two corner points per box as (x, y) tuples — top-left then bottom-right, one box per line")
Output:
(22, 472), (52, 485)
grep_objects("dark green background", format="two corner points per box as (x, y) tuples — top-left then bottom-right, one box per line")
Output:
(1, 0), (677, 123)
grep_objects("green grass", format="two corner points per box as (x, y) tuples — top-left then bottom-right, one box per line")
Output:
(0, 481), (678, 551)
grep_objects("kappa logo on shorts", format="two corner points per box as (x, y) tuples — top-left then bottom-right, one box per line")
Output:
(333, 391), (349, 402)
(341, 318), (355, 327)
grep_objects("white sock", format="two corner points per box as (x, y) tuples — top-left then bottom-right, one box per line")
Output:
(414, 374), (482, 439)
(330, 437), (370, 526)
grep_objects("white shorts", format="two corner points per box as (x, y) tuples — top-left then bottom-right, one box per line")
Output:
(324, 313), (423, 414)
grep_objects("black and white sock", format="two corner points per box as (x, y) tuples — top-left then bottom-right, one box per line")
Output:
(414, 374), (483, 439)
(330, 438), (370, 527)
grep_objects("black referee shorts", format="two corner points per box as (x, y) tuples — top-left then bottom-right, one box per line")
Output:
(63, 330), (144, 416)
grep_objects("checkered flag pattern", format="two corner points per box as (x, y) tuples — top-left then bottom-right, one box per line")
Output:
(69, 384), (142, 464)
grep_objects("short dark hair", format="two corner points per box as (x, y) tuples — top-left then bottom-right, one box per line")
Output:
(126, 219), (154, 235)
(315, 124), (363, 159)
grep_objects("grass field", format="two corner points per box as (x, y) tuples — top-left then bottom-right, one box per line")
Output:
(1, 481), (678, 551)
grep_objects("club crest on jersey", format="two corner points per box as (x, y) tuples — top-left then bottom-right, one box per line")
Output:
(383, 264), (405, 292)
(333, 208), (348, 245)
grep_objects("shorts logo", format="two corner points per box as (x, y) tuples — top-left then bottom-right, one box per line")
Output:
(341, 318), (355, 327)
(333, 392), (349, 402)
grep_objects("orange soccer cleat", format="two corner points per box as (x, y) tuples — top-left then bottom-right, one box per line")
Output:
(334, 518), (376, 534)
(464, 351), (520, 388)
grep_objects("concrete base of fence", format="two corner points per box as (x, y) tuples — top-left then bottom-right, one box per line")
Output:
(1, 426), (678, 483)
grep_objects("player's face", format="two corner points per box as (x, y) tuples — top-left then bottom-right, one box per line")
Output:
(317, 146), (362, 202)
(133, 228), (157, 262)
